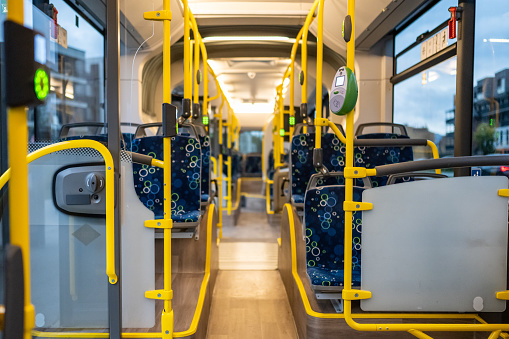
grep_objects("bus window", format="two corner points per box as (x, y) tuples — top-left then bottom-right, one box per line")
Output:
(472, 0), (509, 157)
(29, 0), (105, 143)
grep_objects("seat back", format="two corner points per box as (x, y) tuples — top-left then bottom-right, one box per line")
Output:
(355, 133), (413, 187)
(122, 133), (135, 149)
(304, 185), (364, 288)
(290, 133), (347, 204)
(131, 135), (201, 221)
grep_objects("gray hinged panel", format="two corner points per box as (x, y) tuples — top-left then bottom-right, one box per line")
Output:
(361, 176), (508, 312)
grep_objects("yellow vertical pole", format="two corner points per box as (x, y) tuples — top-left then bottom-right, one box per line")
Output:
(182, 0), (191, 100)
(199, 37), (208, 128)
(7, 2), (36, 338)
(144, 6), (173, 337)
(227, 107), (232, 215)
(279, 87), (284, 156)
(289, 63), (295, 137)
(344, 0), (356, 325)
(302, 13), (309, 106)
(193, 36), (200, 107)
(275, 86), (282, 168)
(217, 96), (225, 238)
(190, 39), (194, 100)
(301, 0), (319, 134)
(315, 0), (325, 149)
(162, 0), (173, 337)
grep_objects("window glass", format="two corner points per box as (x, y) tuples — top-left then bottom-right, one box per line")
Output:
(394, 57), (457, 163)
(29, 0), (104, 142)
(239, 130), (263, 154)
(395, 0), (456, 55)
(395, 0), (456, 74)
(472, 0), (509, 157)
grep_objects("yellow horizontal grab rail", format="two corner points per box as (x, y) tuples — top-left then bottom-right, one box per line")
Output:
(317, 117), (442, 174)
(283, 204), (489, 324)
(0, 140), (117, 284)
(151, 158), (164, 168)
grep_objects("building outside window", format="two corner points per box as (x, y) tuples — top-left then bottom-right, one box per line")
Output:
(393, 0), (457, 159)
(472, 0), (509, 159)
(29, 0), (105, 142)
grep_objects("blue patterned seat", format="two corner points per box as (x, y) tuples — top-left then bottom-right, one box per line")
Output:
(304, 185), (364, 290)
(290, 133), (348, 206)
(355, 133), (413, 187)
(131, 135), (202, 225)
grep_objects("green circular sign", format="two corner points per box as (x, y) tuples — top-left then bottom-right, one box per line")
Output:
(34, 68), (49, 101)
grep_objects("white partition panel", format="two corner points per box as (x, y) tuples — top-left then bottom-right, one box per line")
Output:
(361, 176), (508, 312)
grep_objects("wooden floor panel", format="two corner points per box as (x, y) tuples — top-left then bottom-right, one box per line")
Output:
(206, 270), (298, 339)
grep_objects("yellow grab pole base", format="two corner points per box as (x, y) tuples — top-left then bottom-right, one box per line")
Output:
(161, 308), (174, 339)
(24, 304), (35, 339)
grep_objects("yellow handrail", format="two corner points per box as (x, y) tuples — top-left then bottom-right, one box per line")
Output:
(216, 95), (225, 239)
(31, 204), (217, 339)
(210, 156), (218, 176)
(182, 0), (191, 100)
(313, 0), (325, 150)
(6, 1), (34, 337)
(272, 0), (319, 162)
(227, 107), (233, 215)
(207, 65), (222, 101)
(0, 140), (117, 285)
(283, 203), (494, 327)
(339, 0), (509, 336)
(302, 0), (320, 107)
(316, 118), (442, 173)
(144, 2), (174, 338)
(231, 178), (243, 211)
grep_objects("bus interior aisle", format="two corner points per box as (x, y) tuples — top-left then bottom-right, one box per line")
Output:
(208, 196), (297, 338)
(2, 0), (509, 338)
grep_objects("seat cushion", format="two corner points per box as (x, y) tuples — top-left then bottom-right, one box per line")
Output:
(201, 194), (210, 203)
(171, 210), (201, 223)
(304, 185), (364, 289)
(307, 267), (361, 288)
(292, 194), (304, 204)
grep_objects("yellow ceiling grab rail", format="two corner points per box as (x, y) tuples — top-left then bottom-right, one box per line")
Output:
(0, 140), (117, 285)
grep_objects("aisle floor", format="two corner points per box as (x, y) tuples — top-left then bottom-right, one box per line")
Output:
(206, 270), (298, 339)
(207, 196), (297, 338)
